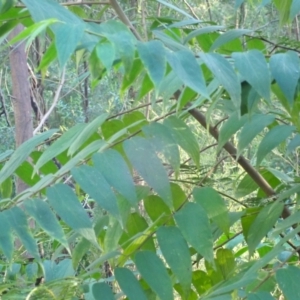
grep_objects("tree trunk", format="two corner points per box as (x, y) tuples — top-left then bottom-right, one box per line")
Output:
(9, 24), (33, 194)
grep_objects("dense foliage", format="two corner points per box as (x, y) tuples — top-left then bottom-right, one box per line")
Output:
(1, 0), (300, 299)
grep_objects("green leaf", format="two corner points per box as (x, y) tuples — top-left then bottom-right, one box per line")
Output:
(0, 0), (15, 13)
(24, 199), (68, 250)
(43, 259), (75, 282)
(121, 58), (144, 91)
(99, 21), (135, 73)
(138, 73), (155, 99)
(92, 150), (137, 206)
(9, 19), (59, 50)
(115, 268), (147, 300)
(30, 151), (58, 175)
(6, 207), (40, 259)
(218, 113), (247, 151)
(184, 26), (225, 44)
(124, 212), (155, 251)
(56, 140), (107, 177)
(92, 282), (115, 300)
(137, 41), (166, 91)
(192, 270), (212, 296)
(270, 51), (300, 106)
(96, 41), (115, 72)
(157, 226), (192, 299)
(15, 161), (41, 187)
(237, 114), (275, 156)
(124, 137), (172, 208)
(0, 212), (13, 260)
(35, 124), (84, 172)
(273, 0), (293, 24)
(135, 251), (174, 300)
(291, 0), (300, 19)
(193, 187), (230, 236)
(55, 23), (85, 67)
(0, 149), (13, 162)
(122, 111), (148, 134)
(143, 123), (180, 175)
(235, 173), (259, 198)
(144, 195), (171, 224)
(167, 50), (208, 98)
(46, 184), (98, 247)
(200, 53), (241, 108)
(0, 176), (12, 198)
(164, 116), (200, 168)
(215, 248), (236, 279)
(272, 211), (300, 236)
(23, 0), (85, 67)
(256, 125), (295, 166)
(72, 237), (91, 269)
(0, 129), (57, 184)
(171, 183), (187, 210)
(68, 113), (108, 156)
(103, 217), (123, 253)
(287, 134), (300, 154)
(175, 202), (214, 264)
(233, 50), (271, 101)
(38, 40), (57, 73)
(71, 165), (119, 218)
(276, 266), (300, 300)
(210, 29), (252, 51)
(247, 201), (284, 256)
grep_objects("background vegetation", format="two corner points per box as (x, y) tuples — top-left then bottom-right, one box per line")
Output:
(0, 0), (300, 299)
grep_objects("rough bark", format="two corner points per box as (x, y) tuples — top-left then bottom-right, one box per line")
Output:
(9, 24), (33, 193)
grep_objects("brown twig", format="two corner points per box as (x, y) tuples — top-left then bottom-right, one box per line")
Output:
(188, 108), (294, 224)
(109, 0), (143, 40)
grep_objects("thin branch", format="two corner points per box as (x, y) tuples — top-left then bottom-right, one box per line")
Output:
(182, 0), (199, 20)
(205, 0), (212, 22)
(107, 99), (163, 120)
(109, 0), (143, 41)
(188, 108), (294, 224)
(33, 67), (66, 135)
